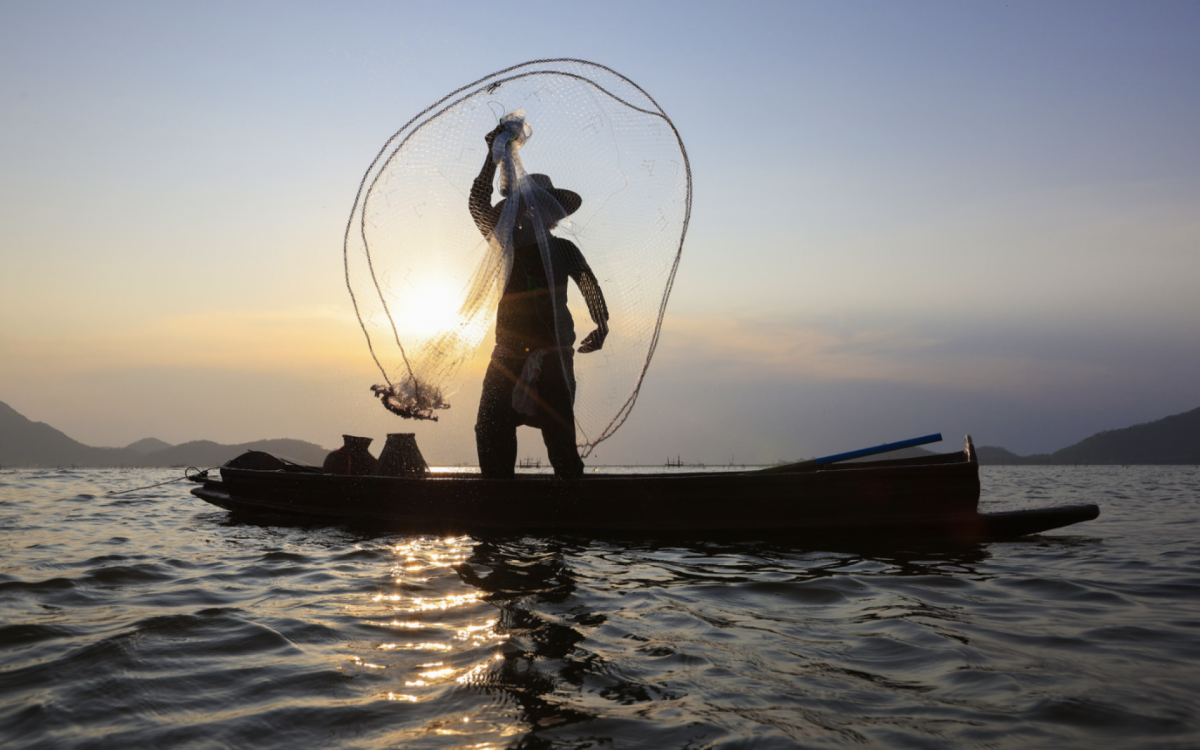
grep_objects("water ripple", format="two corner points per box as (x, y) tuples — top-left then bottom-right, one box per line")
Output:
(0, 466), (1198, 748)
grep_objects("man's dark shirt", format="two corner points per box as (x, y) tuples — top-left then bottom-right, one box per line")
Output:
(469, 184), (607, 353)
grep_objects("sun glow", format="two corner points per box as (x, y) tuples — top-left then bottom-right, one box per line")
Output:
(387, 276), (465, 340)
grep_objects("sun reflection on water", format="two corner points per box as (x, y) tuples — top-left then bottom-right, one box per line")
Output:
(371, 592), (482, 610)
(342, 534), (510, 736)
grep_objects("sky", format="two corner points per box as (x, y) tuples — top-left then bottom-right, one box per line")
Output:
(2, 1), (1198, 465)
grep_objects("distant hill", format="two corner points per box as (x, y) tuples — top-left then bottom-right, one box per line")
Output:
(5, 398), (1199, 468)
(138, 439), (331, 468)
(1050, 406), (1200, 464)
(978, 406), (1200, 465)
(974, 446), (1053, 465)
(125, 437), (174, 455)
(0, 401), (142, 467)
(0, 400), (331, 468)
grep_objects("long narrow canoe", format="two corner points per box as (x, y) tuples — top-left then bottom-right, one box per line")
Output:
(189, 436), (1099, 541)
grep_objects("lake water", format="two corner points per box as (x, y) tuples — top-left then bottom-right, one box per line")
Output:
(2, 465), (1198, 749)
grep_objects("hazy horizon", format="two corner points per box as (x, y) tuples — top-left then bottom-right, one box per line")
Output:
(3, 2), (1198, 466)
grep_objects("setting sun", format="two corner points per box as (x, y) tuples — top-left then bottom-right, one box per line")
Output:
(388, 276), (466, 340)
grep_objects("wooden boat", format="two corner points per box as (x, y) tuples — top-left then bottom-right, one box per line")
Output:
(189, 436), (1099, 541)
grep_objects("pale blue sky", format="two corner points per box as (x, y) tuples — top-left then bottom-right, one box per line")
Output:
(3, 1), (1198, 462)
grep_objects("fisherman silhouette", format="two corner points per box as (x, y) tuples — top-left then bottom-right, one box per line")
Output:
(469, 123), (609, 479)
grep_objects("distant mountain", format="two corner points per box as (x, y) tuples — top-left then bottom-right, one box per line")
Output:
(125, 437), (174, 455)
(1050, 406), (1200, 464)
(138, 439), (330, 468)
(5, 398), (1199, 468)
(979, 406), (1200, 465)
(0, 400), (331, 468)
(974, 446), (1053, 465)
(0, 400), (142, 467)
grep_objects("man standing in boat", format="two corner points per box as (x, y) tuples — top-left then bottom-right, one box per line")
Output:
(469, 121), (609, 480)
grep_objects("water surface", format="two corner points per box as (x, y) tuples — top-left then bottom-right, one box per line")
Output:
(1, 466), (1197, 748)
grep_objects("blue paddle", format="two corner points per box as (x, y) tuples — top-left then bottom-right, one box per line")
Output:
(758, 433), (944, 474)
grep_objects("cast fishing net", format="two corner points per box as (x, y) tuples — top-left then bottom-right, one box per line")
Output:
(344, 59), (691, 457)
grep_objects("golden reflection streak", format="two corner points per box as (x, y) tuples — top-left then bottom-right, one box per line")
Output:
(366, 536), (512, 725)
(456, 620), (497, 641)
(349, 656), (386, 669)
(370, 592), (481, 612)
(455, 662), (492, 685)
(389, 652), (507, 691)
(417, 594), (479, 611)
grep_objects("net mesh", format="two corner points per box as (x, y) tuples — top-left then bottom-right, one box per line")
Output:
(344, 59), (691, 457)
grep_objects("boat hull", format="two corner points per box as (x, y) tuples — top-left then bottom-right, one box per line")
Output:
(188, 439), (1100, 540)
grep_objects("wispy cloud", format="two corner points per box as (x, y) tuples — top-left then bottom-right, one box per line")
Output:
(653, 310), (1176, 400)
(2, 306), (366, 376)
